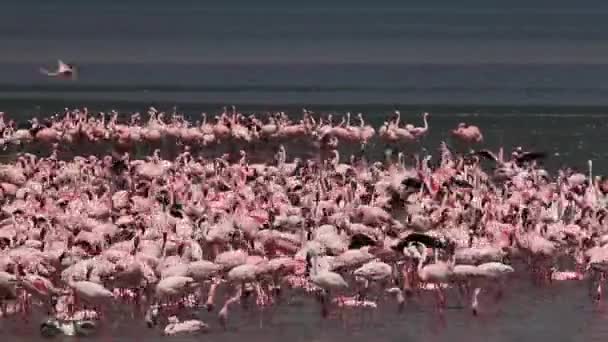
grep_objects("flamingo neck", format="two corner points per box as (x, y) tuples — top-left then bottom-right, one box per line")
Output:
(310, 254), (321, 276)
(417, 244), (427, 271)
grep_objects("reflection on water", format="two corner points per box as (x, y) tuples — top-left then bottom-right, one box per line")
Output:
(1, 278), (605, 342)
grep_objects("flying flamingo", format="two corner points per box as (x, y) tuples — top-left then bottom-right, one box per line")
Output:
(40, 60), (77, 80)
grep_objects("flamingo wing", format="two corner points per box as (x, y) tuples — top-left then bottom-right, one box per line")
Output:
(57, 60), (71, 73)
(401, 177), (423, 189)
(393, 233), (447, 252)
(516, 151), (547, 164)
(348, 233), (376, 250)
(450, 177), (474, 189)
(473, 149), (499, 162)
(39, 67), (58, 77)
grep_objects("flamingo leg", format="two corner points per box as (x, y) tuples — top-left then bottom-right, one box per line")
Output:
(218, 287), (242, 330)
(597, 272), (605, 303)
(205, 280), (220, 311)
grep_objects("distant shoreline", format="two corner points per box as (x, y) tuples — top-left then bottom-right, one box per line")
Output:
(2, 97), (608, 116)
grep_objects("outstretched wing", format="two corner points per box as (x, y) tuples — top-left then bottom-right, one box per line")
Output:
(349, 233), (377, 250)
(473, 149), (499, 162)
(57, 60), (71, 73)
(450, 177), (474, 189)
(392, 233), (447, 252)
(39, 67), (58, 77)
(516, 151), (547, 164)
(401, 177), (423, 189)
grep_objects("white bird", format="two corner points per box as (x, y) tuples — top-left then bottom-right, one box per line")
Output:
(306, 249), (348, 317)
(69, 280), (114, 306)
(163, 316), (209, 336)
(414, 242), (455, 308)
(227, 264), (259, 283)
(354, 260), (392, 281)
(416, 243), (455, 284)
(307, 250), (348, 292)
(40, 60), (77, 80)
(354, 260), (392, 300)
(155, 276), (198, 298)
(214, 249), (247, 271)
(187, 260), (221, 282)
(451, 264), (483, 282)
(331, 247), (376, 271)
(306, 250), (348, 316)
(476, 262), (514, 278)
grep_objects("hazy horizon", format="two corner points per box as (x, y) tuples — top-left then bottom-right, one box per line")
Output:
(3, 1), (608, 106)
(3, 1), (608, 64)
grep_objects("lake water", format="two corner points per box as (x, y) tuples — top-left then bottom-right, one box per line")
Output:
(1, 3), (608, 340)
(1, 274), (605, 342)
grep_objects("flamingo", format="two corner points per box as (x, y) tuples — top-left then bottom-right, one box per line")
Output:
(40, 60), (77, 80)
(306, 249), (348, 317)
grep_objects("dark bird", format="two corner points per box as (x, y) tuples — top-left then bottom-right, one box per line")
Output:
(514, 151), (547, 164)
(472, 149), (499, 163)
(110, 151), (128, 174)
(110, 159), (128, 175)
(450, 177), (474, 189)
(169, 203), (184, 218)
(391, 233), (451, 252)
(401, 177), (423, 189)
(349, 233), (377, 250)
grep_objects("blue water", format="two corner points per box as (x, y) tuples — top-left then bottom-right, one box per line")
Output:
(3, 63), (608, 106)
(3, 1), (608, 106)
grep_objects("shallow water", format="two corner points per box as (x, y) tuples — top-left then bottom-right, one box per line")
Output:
(2, 104), (607, 175)
(2, 276), (606, 342)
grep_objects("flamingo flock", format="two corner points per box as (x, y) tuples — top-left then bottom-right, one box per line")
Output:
(0, 107), (604, 337)
(0, 107), (439, 152)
